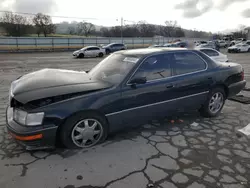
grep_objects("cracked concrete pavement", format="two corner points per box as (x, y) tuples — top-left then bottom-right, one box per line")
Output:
(0, 51), (250, 188)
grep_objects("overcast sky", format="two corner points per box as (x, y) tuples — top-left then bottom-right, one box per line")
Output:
(1, 0), (250, 32)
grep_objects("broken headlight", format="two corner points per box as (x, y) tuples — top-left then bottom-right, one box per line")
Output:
(13, 109), (44, 126)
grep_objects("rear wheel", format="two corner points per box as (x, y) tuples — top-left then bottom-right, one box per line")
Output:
(200, 87), (225, 117)
(78, 53), (84, 58)
(60, 112), (108, 149)
(98, 52), (104, 57)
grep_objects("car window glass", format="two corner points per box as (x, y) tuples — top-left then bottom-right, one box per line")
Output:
(92, 47), (100, 50)
(86, 47), (94, 51)
(132, 54), (174, 81)
(173, 52), (206, 76)
(200, 49), (219, 57)
(90, 54), (140, 85)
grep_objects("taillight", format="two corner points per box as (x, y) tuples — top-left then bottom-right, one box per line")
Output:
(241, 70), (244, 80)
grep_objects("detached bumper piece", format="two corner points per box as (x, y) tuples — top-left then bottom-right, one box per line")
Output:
(6, 107), (58, 150)
(228, 80), (246, 98)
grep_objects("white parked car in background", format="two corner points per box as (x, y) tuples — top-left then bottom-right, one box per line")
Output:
(228, 43), (250, 53)
(198, 48), (228, 62)
(73, 46), (106, 58)
(218, 40), (228, 48)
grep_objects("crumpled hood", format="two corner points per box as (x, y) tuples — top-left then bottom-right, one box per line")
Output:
(11, 68), (112, 103)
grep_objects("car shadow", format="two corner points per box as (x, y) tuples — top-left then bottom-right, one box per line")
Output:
(0, 111), (203, 159)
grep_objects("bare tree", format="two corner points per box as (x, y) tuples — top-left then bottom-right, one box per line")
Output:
(77, 22), (95, 36)
(164, 20), (177, 37)
(0, 12), (32, 36)
(67, 26), (76, 35)
(137, 21), (155, 37)
(33, 13), (56, 37)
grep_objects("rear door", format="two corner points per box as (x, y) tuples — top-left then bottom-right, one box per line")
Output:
(91, 47), (101, 56)
(241, 44), (249, 52)
(169, 51), (213, 111)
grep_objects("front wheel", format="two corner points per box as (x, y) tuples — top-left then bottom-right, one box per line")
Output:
(200, 88), (225, 117)
(78, 53), (84, 58)
(106, 49), (111, 55)
(60, 112), (108, 149)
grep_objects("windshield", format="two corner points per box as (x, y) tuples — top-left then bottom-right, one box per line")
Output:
(81, 47), (87, 50)
(89, 53), (140, 85)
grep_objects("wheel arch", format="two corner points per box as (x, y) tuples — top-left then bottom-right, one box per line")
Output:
(212, 84), (228, 98)
(55, 109), (110, 144)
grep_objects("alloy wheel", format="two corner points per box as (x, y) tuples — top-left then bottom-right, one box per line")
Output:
(209, 92), (224, 114)
(71, 119), (103, 148)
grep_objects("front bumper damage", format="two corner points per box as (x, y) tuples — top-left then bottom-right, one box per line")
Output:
(6, 107), (58, 150)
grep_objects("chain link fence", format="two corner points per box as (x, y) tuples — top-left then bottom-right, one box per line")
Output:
(0, 37), (207, 52)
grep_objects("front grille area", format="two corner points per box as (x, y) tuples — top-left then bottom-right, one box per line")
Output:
(10, 97), (24, 109)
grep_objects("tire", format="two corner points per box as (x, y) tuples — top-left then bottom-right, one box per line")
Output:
(78, 53), (84, 58)
(106, 49), (111, 55)
(60, 112), (108, 149)
(200, 87), (226, 118)
(98, 52), (104, 57)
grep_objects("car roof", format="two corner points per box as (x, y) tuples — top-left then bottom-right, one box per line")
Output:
(198, 48), (216, 51)
(85, 46), (99, 48)
(115, 47), (188, 56)
(108, 43), (124, 45)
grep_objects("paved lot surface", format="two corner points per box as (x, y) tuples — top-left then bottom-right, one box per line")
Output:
(0, 50), (250, 188)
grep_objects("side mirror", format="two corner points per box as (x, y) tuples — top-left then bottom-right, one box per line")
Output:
(129, 77), (147, 85)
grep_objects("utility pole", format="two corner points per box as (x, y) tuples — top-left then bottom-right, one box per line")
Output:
(121, 17), (123, 43)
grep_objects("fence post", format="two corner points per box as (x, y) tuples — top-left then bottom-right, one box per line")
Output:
(143, 38), (144, 48)
(109, 38), (111, 44)
(132, 38), (134, 49)
(52, 38), (54, 51)
(96, 37), (98, 46)
(35, 38), (37, 48)
(68, 38), (70, 50)
(82, 38), (84, 47)
(16, 38), (18, 51)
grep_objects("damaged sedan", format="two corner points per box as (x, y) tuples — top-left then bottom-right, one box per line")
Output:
(6, 48), (246, 150)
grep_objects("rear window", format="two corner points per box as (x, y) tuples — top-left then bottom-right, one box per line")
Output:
(194, 51), (218, 67)
(173, 52), (206, 75)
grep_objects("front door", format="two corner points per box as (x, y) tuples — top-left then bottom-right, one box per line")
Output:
(84, 48), (94, 57)
(118, 53), (177, 126)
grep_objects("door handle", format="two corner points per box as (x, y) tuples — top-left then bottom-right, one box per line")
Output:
(166, 84), (174, 89)
(207, 77), (212, 80)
